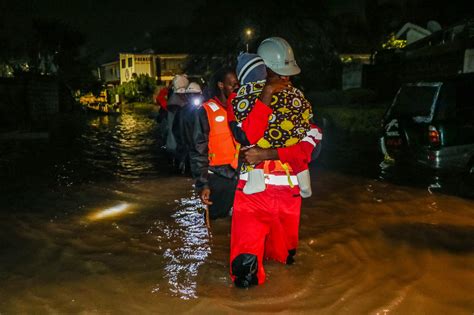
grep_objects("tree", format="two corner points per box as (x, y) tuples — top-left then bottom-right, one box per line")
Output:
(6, 17), (97, 91)
(110, 74), (157, 103)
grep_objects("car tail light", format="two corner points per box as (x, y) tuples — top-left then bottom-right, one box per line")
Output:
(428, 125), (440, 146)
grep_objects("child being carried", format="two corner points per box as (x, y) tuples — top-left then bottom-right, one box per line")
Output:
(229, 53), (313, 197)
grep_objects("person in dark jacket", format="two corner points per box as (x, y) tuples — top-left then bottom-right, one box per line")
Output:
(178, 82), (204, 175)
(190, 68), (240, 219)
(165, 74), (189, 172)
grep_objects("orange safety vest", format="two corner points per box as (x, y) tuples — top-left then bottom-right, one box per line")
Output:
(203, 99), (239, 169)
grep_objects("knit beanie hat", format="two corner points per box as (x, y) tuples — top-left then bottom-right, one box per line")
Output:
(236, 53), (267, 84)
(172, 74), (189, 94)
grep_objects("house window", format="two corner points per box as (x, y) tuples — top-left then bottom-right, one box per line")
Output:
(121, 59), (126, 68)
(128, 57), (133, 67)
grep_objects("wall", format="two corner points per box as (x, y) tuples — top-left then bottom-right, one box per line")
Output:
(119, 53), (156, 84)
(116, 53), (189, 85)
(102, 62), (120, 84)
(133, 55), (155, 78)
(119, 53), (134, 84)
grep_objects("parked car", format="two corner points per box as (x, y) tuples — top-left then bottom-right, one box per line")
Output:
(380, 75), (474, 180)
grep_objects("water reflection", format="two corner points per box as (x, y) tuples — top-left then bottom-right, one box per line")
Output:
(79, 113), (162, 181)
(378, 161), (450, 196)
(88, 202), (132, 221)
(152, 192), (211, 299)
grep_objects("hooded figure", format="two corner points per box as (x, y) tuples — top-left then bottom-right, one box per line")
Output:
(164, 74), (189, 169)
(177, 81), (204, 174)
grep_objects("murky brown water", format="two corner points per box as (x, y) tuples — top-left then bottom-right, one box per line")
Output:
(0, 111), (473, 314)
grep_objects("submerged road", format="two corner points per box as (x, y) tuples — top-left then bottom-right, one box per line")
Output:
(0, 110), (473, 314)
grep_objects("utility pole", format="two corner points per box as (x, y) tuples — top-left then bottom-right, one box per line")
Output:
(245, 28), (253, 53)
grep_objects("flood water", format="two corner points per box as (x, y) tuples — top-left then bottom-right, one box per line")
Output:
(0, 109), (473, 314)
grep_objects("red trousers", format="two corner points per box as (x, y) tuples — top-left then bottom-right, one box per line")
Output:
(230, 180), (302, 285)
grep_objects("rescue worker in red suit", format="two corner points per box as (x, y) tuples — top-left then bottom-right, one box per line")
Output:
(155, 85), (170, 111)
(227, 38), (322, 288)
(190, 68), (240, 219)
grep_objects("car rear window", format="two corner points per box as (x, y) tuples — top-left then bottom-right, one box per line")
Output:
(434, 78), (474, 121)
(387, 83), (441, 122)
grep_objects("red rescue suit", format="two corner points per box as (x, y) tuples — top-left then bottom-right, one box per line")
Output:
(227, 93), (322, 287)
(230, 161), (302, 286)
(155, 86), (169, 111)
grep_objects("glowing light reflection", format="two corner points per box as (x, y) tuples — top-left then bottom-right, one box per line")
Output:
(155, 193), (211, 299)
(88, 202), (131, 220)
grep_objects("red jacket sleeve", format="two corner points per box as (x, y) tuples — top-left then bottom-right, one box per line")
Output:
(277, 124), (322, 172)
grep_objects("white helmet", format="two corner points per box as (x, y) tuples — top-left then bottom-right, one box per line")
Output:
(172, 74), (189, 94)
(186, 82), (202, 93)
(257, 37), (301, 76)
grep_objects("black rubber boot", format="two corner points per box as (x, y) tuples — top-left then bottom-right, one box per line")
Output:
(286, 249), (296, 265)
(232, 254), (258, 288)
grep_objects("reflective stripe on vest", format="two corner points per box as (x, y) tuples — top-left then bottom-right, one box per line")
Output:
(203, 100), (238, 169)
(263, 160), (295, 187)
(239, 172), (299, 186)
(239, 160), (297, 187)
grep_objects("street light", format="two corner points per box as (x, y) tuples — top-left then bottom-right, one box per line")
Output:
(245, 28), (253, 52)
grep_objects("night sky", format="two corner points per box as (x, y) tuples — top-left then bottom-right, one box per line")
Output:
(1, 0), (472, 63)
(1, 0), (204, 62)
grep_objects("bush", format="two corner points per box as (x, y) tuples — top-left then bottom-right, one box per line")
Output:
(344, 88), (377, 106)
(306, 88), (378, 108)
(109, 74), (157, 103)
(306, 90), (349, 108)
(317, 106), (385, 135)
